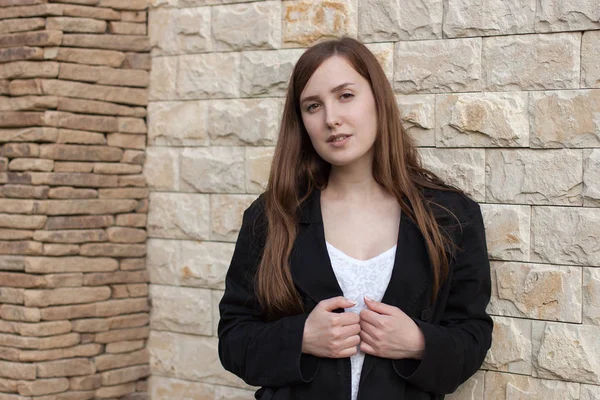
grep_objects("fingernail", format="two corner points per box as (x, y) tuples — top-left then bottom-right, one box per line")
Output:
(350, 300), (357, 306)
(364, 296), (373, 302)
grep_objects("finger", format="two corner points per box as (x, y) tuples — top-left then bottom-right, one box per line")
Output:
(360, 341), (377, 356)
(320, 296), (357, 312)
(364, 297), (398, 316)
(358, 320), (378, 340)
(359, 308), (382, 326)
(359, 329), (376, 346)
(337, 345), (359, 358)
(338, 312), (360, 326)
(338, 323), (360, 339)
(340, 334), (360, 349)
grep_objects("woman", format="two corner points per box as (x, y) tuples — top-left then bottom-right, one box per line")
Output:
(218, 37), (492, 400)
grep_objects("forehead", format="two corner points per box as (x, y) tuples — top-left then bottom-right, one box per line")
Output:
(301, 56), (366, 96)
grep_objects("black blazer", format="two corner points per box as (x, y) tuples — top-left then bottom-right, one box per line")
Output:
(218, 188), (493, 400)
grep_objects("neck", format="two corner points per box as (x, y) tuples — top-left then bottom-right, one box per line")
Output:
(325, 155), (383, 201)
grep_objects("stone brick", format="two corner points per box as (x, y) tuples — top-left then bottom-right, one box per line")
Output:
(481, 204), (530, 262)
(117, 117), (146, 134)
(51, 163), (94, 173)
(37, 358), (96, 378)
(147, 101), (207, 146)
(0, 61), (59, 80)
(84, 271), (148, 286)
(485, 371), (579, 399)
(0, 255), (25, 271)
(0, 95), (58, 112)
(436, 92), (528, 147)
(46, 17), (106, 33)
(0, 18), (45, 34)
(71, 319), (109, 333)
(69, 375), (102, 391)
(359, 0), (442, 41)
(104, 227), (147, 243)
(146, 239), (179, 286)
(0, 286), (24, 304)
(98, 188), (148, 199)
(41, 80), (148, 107)
(62, 33), (150, 52)
(395, 94), (435, 147)
(17, 378), (69, 396)
(93, 163), (142, 175)
(19, 320), (71, 337)
(240, 50), (303, 97)
(0, 272), (45, 288)
(94, 348), (148, 372)
(95, 382), (136, 399)
(0, 30), (63, 49)
(37, 332), (81, 350)
(213, 2), (280, 51)
(43, 273), (82, 288)
(485, 149), (583, 205)
(44, 215), (113, 230)
(119, 174), (146, 188)
(32, 173), (118, 188)
(120, 258), (145, 271)
(56, 129), (105, 145)
(121, 150), (145, 165)
(177, 53), (240, 100)
(582, 385), (600, 400)
(60, 64), (148, 88)
(210, 194), (255, 242)
(100, 365), (149, 387)
(44, 199), (138, 215)
(0, 111), (44, 128)
(8, 78), (45, 96)
(8, 158), (53, 172)
(282, 0), (357, 47)
(533, 321), (600, 384)
(584, 268), (600, 326)
(98, 0), (147, 10)
(147, 192), (209, 240)
(443, 0), (535, 37)
(0, 240), (42, 255)
(123, 52), (150, 70)
(0, 199), (43, 214)
(109, 21), (146, 35)
(150, 285), (211, 335)
(41, 298), (149, 320)
(149, 376), (214, 400)
(105, 340), (144, 354)
(95, 327), (149, 344)
(530, 90), (600, 148)
(181, 147), (245, 193)
(2, 143), (39, 157)
(483, 316), (532, 375)
(0, 376), (18, 393)
(106, 133), (146, 149)
(33, 229), (107, 243)
(57, 98), (145, 118)
(209, 98), (280, 146)
(489, 261), (582, 323)
(61, 5), (120, 20)
(0, 304), (40, 322)
(121, 11), (146, 23)
(147, 55), (176, 100)
(483, 33), (580, 91)
(214, 385), (256, 400)
(0, 128), (52, 143)
(80, 243), (145, 257)
(535, 0), (600, 32)
(43, 244), (79, 256)
(25, 287), (111, 307)
(417, 148), (485, 201)
(0, 229), (33, 240)
(149, 8), (210, 56)
(364, 42), (394, 82)
(109, 313), (148, 330)
(0, 331), (39, 348)
(245, 147), (273, 194)
(394, 38), (481, 94)
(25, 257), (118, 273)
(582, 31), (600, 88)
(0, 184), (48, 199)
(43, 111), (119, 133)
(44, 47), (125, 67)
(0, 360), (36, 380)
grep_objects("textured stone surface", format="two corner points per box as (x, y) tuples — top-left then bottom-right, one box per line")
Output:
(240, 50), (303, 97)
(149, 285), (212, 335)
(481, 204), (530, 262)
(436, 92), (529, 147)
(94, 348), (149, 372)
(213, 2), (280, 51)
(147, 101), (208, 146)
(485, 149), (583, 205)
(417, 148), (485, 201)
(583, 268), (600, 326)
(245, 147), (274, 194)
(444, 0), (535, 37)
(359, 0), (442, 41)
(46, 17), (107, 33)
(208, 99), (280, 146)
(149, 376), (214, 400)
(148, 55), (177, 100)
(24, 287), (111, 307)
(485, 371), (579, 399)
(210, 195), (256, 242)
(37, 358), (96, 378)
(147, 193), (209, 240)
(180, 147), (245, 193)
(445, 370), (484, 400)
(25, 257), (118, 273)
(535, 0), (600, 32)
(483, 33), (580, 91)
(364, 42), (394, 82)
(395, 94), (435, 147)
(17, 378), (69, 396)
(582, 31), (600, 88)
(581, 384), (600, 400)
(59, 63), (149, 88)
(282, 0), (357, 47)
(0, 61), (59, 80)
(177, 53), (240, 100)
(44, 47), (126, 68)
(483, 316), (532, 375)
(533, 321), (600, 384)
(532, 206), (600, 266)
(489, 262), (582, 323)
(394, 38), (481, 94)
(149, 7), (210, 55)
(530, 90), (600, 148)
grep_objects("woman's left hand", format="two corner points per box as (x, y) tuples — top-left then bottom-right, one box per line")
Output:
(359, 297), (425, 360)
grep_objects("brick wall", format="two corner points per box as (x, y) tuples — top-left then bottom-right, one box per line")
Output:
(0, 1), (151, 399)
(145, 0), (600, 399)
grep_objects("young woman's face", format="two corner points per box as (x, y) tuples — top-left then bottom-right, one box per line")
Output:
(299, 56), (378, 167)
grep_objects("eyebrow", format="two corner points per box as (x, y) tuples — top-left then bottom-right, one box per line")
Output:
(300, 82), (355, 104)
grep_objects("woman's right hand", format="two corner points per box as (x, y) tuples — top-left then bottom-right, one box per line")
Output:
(302, 296), (361, 358)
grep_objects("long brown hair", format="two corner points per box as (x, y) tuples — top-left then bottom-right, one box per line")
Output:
(257, 37), (460, 319)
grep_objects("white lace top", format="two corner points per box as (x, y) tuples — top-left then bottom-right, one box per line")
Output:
(326, 242), (397, 400)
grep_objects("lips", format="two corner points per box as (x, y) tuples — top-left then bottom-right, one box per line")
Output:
(327, 134), (352, 143)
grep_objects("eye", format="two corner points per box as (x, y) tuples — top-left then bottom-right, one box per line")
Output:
(340, 92), (354, 100)
(306, 103), (320, 112)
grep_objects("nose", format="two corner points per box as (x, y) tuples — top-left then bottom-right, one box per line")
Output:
(325, 103), (342, 129)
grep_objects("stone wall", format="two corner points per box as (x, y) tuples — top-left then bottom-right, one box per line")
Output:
(145, 0), (600, 399)
(0, 0), (151, 399)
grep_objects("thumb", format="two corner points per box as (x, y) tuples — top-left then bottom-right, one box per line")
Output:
(320, 296), (357, 312)
(364, 296), (396, 315)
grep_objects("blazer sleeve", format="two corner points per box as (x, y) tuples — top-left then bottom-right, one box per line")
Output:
(392, 199), (493, 395)
(218, 198), (314, 388)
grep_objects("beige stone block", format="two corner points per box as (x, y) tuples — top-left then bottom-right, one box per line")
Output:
(37, 332), (80, 349)
(0, 199), (44, 214)
(122, 149), (145, 165)
(535, 0), (600, 32)
(214, 385), (256, 400)
(0, 287), (24, 304)
(24, 287), (111, 307)
(59, 4), (120, 20)
(181, 147), (245, 193)
(0, 184), (48, 199)
(8, 158), (53, 172)
(394, 38), (481, 94)
(142, 147), (178, 192)
(149, 7), (210, 55)
(0, 360), (36, 380)
(69, 375), (102, 391)
(0, 376), (18, 393)
(533, 321), (600, 384)
(57, 98), (145, 118)
(584, 268), (600, 326)
(19, 321), (72, 337)
(1, 143), (39, 157)
(115, 213), (146, 227)
(100, 365), (149, 386)
(106, 133), (146, 150)
(124, 52), (151, 70)
(442, 370), (485, 400)
(0, 61), (59, 80)
(581, 384), (600, 400)
(0, 17), (45, 34)
(37, 390), (95, 400)
(483, 316), (532, 374)
(0, 45), (44, 63)
(41, 298), (149, 320)
(98, 0), (147, 9)
(120, 258), (145, 271)
(51, 163), (94, 173)
(486, 149), (583, 205)
(395, 94), (435, 147)
(39, 143), (121, 161)
(532, 206), (600, 266)
(211, 194), (256, 242)
(0, 255), (25, 271)
(364, 42), (394, 82)
(25, 257), (118, 273)
(146, 239), (179, 286)
(32, 172), (116, 188)
(71, 319), (109, 333)
(149, 376), (214, 400)
(44, 199), (138, 215)
(98, 188), (148, 199)
(147, 101), (208, 146)
(177, 53), (240, 100)
(95, 326), (149, 344)
(61, 34), (149, 52)
(481, 204), (530, 262)
(244, 148), (273, 195)
(43, 80), (147, 107)
(282, 0), (357, 47)
(436, 92), (528, 147)
(444, 0), (535, 37)
(44, 242), (80, 255)
(582, 31), (600, 88)
(209, 99), (281, 146)
(489, 261), (582, 323)
(93, 163), (142, 175)
(59, 63), (149, 88)
(240, 49), (303, 97)
(0, 331), (39, 348)
(147, 193), (209, 240)
(109, 313), (149, 330)
(0, 228), (33, 240)
(213, 2), (280, 51)
(43, 273), (83, 288)
(150, 285), (212, 335)
(0, 30), (63, 49)
(17, 378), (69, 396)
(109, 21), (147, 35)
(0, 272), (45, 288)
(122, 11), (146, 23)
(0, 214), (46, 230)
(417, 148), (485, 201)
(80, 243), (146, 257)
(0, 127), (57, 143)
(0, 240), (42, 255)
(46, 17), (106, 33)
(148, 56), (177, 100)
(483, 33), (580, 91)
(33, 229), (107, 244)
(105, 340), (145, 354)
(118, 117), (146, 134)
(45, 47), (125, 67)
(149, 331), (248, 387)
(359, 0), (441, 41)
(85, 271), (149, 286)
(44, 215), (113, 230)
(485, 371), (579, 399)
(0, 95), (58, 112)
(0, 304), (40, 322)
(530, 90), (600, 148)
(94, 348), (149, 372)
(37, 358), (96, 378)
